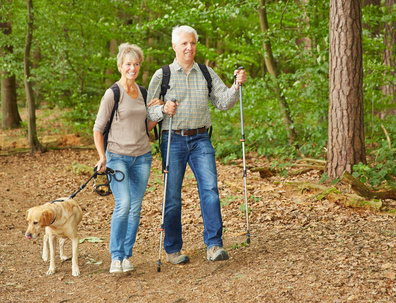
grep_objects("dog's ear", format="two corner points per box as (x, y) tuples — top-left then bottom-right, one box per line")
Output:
(42, 210), (55, 226)
(25, 210), (29, 223)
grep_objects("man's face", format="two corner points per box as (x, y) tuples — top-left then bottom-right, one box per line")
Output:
(172, 31), (196, 66)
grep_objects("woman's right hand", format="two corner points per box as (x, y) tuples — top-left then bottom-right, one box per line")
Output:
(95, 159), (107, 173)
(148, 98), (164, 107)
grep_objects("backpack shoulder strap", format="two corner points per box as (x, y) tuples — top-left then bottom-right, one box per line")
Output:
(138, 85), (149, 137)
(109, 82), (120, 121)
(198, 63), (212, 97)
(160, 65), (171, 101)
(139, 85), (147, 105)
(103, 83), (120, 150)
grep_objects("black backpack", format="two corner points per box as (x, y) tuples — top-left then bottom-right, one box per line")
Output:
(102, 82), (148, 150)
(154, 63), (213, 141)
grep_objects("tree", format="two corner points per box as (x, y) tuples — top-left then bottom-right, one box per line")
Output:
(258, 0), (298, 147)
(327, 0), (366, 180)
(24, 0), (42, 152)
(1, 5), (21, 130)
(382, 0), (395, 105)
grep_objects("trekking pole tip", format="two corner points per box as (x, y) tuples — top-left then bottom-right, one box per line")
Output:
(156, 260), (162, 272)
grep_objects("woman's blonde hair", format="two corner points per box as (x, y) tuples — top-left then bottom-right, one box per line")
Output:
(117, 43), (144, 68)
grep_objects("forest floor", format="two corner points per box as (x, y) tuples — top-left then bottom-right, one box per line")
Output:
(1, 109), (396, 302)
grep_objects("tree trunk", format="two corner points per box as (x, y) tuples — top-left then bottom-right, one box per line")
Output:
(382, 0), (396, 105)
(105, 38), (118, 87)
(327, 0), (366, 180)
(24, 0), (42, 152)
(258, 0), (298, 147)
(0, 17), (21, 129)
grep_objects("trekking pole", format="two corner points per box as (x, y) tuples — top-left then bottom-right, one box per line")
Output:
(236, 66), (251, 244)
(157, 98), (176, 272)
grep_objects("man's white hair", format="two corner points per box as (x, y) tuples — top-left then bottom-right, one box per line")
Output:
(172, 25), (199, 44)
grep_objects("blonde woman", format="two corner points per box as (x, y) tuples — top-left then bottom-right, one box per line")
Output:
(93, 43), (162, 273)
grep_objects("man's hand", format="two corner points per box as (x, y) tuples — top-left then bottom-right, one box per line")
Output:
(163, 100), (178, 116)
(234, 68), (247, 89)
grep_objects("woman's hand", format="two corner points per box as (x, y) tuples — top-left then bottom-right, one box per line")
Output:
(148, 98), (164, 107)
(95, 159), (107, 173)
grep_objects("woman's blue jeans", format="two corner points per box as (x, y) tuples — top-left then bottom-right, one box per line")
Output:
(106, 150), (152, 261)
(161, 131), (223, 254)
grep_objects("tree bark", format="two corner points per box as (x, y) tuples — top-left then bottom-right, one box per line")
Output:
(258, 0), (298, 147)
(24, 0), (42, 152)
(105, 38), (118, 87)
(382, 0), (396, 105)
(327, 0), (366, 180)
(1, 16), (21, 129)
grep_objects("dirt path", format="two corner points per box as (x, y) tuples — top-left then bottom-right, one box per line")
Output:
(1, 149), (396, 302)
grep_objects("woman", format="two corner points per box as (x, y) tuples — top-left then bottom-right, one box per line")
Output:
(93, 43), (162, 273)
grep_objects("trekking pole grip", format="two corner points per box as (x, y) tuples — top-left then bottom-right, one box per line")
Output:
(235, 66), (244, 86)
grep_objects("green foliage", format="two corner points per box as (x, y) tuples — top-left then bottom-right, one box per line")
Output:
(353, 143), (396, 188)
(0, 0), (394, 186)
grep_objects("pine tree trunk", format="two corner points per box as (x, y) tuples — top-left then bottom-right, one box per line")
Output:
(327, 0), (366, 180)
(24, 0), (42, 152)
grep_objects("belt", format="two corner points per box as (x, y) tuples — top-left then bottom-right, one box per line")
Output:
(162, 127), (207, 136)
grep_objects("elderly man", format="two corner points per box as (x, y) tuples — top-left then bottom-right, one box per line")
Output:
(148, 25), (247, 264)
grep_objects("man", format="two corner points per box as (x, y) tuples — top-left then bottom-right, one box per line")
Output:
(148, 25), (247, 264)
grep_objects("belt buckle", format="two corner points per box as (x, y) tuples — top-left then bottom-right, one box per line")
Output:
(181, 129), (187, 136)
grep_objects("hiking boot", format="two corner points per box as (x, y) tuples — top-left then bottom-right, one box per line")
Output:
(166, 252), (190, 265)
(122, 258), (134, 272)
(207, 246), (229, 261)
(110, 260), (123, 273)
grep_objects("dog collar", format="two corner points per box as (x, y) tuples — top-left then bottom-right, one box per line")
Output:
(50, 215), (57, 225)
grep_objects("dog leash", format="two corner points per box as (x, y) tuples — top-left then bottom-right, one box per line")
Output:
(50, 167), (125, 203)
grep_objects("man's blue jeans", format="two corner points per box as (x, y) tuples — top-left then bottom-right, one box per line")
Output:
(106, 150), (152, 261)
(161, 131), (223, 254)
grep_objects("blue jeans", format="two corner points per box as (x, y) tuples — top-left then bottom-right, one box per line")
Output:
(161, 131), (223, 253)
(106, 150), (152, 261)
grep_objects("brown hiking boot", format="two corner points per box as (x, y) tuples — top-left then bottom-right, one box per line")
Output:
(207, 246), (229, 261)
(166, 252), (190, 265)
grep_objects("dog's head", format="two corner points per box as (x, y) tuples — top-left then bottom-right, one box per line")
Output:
(25, 205), (55, 239)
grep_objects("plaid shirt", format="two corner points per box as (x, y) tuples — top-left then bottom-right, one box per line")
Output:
(147, 59), (239, 130)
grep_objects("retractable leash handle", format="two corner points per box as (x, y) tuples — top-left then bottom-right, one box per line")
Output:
(235, 66), (251, 244)
(157, 98), (177, 272)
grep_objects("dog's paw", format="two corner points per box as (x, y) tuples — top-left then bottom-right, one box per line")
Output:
(72, 268), (80, 277)
(42, 255), (48, 262)
(46, 268), (56, 275)
(60, 254), (69, 261)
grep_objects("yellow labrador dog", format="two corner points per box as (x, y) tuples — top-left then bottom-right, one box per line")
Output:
(25, 197), (83, 276)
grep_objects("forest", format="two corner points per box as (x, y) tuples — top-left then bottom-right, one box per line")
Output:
(1, 1), (396, 301)
(1, 0), (395, 188)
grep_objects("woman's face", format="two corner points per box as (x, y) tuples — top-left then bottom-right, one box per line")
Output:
(118, 55), (140, 81)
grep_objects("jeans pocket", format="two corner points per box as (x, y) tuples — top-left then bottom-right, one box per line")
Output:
(142, 151), (153, 162)
(107, 151), (124, 161)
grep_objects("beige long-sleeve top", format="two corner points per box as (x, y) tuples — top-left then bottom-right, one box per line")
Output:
(93, 82), (150, 157)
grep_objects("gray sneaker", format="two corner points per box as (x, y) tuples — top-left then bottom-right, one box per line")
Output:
(122, 258), (134, 272)
(110, 260), (123, 273)
(207, 246), (229, 261)
(166, 252), (190, 264)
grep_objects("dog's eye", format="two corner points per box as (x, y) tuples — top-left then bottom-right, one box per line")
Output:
(33, 221), (38, 225)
